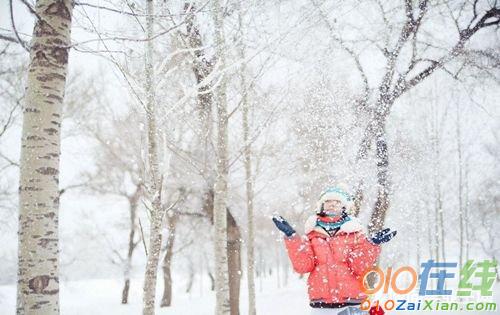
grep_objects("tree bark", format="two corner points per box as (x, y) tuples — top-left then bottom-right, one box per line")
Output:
(356, 97), (393, 232)
(352, 180), (364, 217)
(212, 0), (231, 313)
(237, 5), (256, 314)
(17, 0), (74, 313)
(203, 190), (241, 313)
(456, 102), (464, 268)
(142, 0), (165, 314)
(185, 3), (239, 313)
(367, 130), (391, 235)
(186, 1), (233, 313)
(184, 2), (214, 175)
(227, 213), (242, 315)
(429, 101), (445, 262)
(160, 213), (178, 307)
(464, 159), (470, 261)
(142, 206), (163, 315)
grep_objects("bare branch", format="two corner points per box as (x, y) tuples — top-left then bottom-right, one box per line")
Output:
(311, 0), (370, 101)
(0, 151), (18, 168)
(74, 1), (209, 18)
(0, 33), (24, 45)
(175, 210), (207, 218)
(394, 4), (500, 98)
(138, 218), (148, 256)
(9, 0), (29, 51)
(0, 96), (21, 138)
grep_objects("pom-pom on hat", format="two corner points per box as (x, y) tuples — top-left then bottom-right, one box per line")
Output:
(316, 184), (354, 214)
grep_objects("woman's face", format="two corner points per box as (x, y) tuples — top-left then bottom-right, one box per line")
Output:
(323, 199), (342, 215)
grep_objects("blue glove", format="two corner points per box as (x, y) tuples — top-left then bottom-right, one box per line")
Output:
(272, 215), (296, 237)
(370, 228), (397, 245)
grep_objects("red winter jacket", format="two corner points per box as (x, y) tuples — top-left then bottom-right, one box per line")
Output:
(284, 215), (380, 304)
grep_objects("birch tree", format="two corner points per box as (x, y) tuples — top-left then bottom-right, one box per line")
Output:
(428, 97), (448, 263)
(183, 3), (242, 313)
(142, 0), (165, 313)
(455, 101), (465, 268)
(160, 210), (178, 307)
(16, 0), (74, 313)
(237, 6), (257, 315)
(212, 0), (231, 313)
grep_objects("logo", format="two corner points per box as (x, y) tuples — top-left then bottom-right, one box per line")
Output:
(359, 259), (498, 312)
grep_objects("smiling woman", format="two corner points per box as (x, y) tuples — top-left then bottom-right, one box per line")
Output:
(273, 185), (397, 315)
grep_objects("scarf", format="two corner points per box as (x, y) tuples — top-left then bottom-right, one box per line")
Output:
(315, 212), (351, 235)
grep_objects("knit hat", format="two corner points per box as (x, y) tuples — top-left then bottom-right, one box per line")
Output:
(316, 184), (354, 214)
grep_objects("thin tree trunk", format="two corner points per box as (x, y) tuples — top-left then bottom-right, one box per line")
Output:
(185, 259), (195, 294)
(142, 207), (163, 315)
(494, 256), (500, 282)
(439, 202), (446, 263)
(275, 245), (281, 289)
(238, 6), (256, 314)
(227, 213), (241, 315)
(415, 202), (421, 266)
(185, 3), (239, 312)
(17, 0), (74, 313)
(367, 131), (391, 234)
(142, 0), (165, 314)
(208, 271), (215, 291)
(464, 158), (470, 261)
(431, 120), (441, 262)
(430, 99), (446, 263)
(426, 201), (433, 260)
(357, 95), (394, 234)
(199, 253), (204, 295)
(122, 279), (131, 305)
(434, 192), (441, 262)
(258, 247), (263, 292)
(122, 185), (141, 304)
(212, 0), (231, 313)
(436, 149), (445, 263)
(365, 131), (391, 287)
(203, 191), (241, 312)
(160, 213), (178, 307)
(352, 180), (364, 217)
(184, 2), (214, 173)
(456, 102), (464, 269)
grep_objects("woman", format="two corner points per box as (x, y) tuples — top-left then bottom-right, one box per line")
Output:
(272, 185), (396, 315)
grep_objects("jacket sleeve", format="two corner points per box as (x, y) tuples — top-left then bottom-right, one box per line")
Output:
(284, 235), (315, 274)
(346, 234), (381, 277)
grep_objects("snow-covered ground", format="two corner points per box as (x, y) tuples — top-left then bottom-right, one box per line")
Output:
(0, 276), (310, 314)
(1, 276), (498, 314)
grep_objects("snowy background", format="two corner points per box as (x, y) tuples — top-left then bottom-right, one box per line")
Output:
(1, 0), (499, 314)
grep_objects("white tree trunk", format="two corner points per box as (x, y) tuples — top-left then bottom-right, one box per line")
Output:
(160, 213), (178, 307)
(142, 0), (164, 314)
(430, 101), (444, 262)
(17, 0), (74, 313)
(212, 0), (230, 313)
(456, 102), (464, 268)
(237, 7), (256, 315)
(464, 159), (470, 261)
